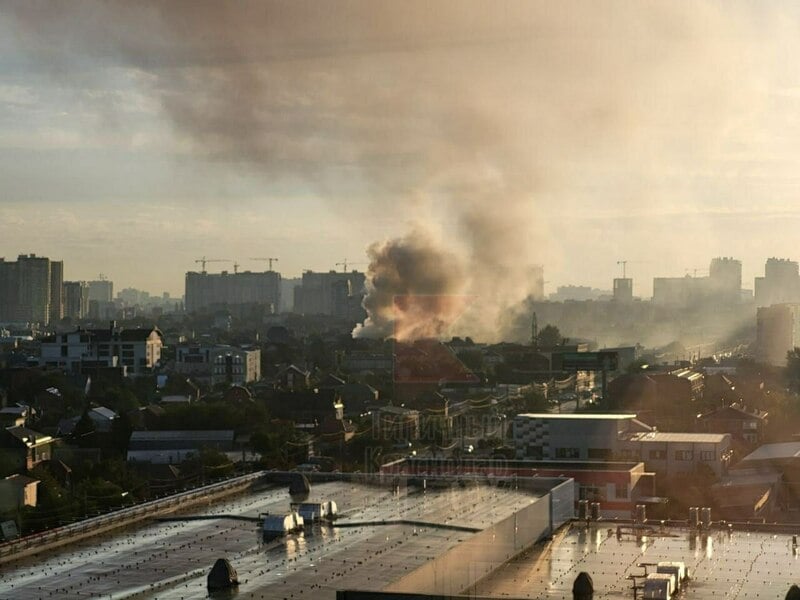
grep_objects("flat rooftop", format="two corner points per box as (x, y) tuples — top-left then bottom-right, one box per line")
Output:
(471, 522), (800, 599)
(0, 479), (541, 600)
(516, 413), (637, 420)
(741, 441), (800, 462)
(625, 431), (729, 443)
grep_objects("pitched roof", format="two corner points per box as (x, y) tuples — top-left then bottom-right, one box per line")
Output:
(4, 426), (52, 447)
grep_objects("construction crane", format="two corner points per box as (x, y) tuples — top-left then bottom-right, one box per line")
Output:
(616, 260), (649, 279)
(195, 256), (230, 273)
(685, 268), (709, 278)
(250, 257), (278, 270)
(336, 259), (367, 272)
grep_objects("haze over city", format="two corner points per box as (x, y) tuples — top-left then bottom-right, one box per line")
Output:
(3, 1), (800, 297)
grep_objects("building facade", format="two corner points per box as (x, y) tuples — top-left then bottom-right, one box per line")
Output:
(0, 254), (64, 325)
(293, 270), (366, 318)
(513, 413), (732, 477)
(174, 344), (261, 385)
(755, 303), (800, 366)
(39, 325), (163, 374)
(185, 270), (280, 313)
(755, 258), (800, 307)
(64, 281), (90, 320)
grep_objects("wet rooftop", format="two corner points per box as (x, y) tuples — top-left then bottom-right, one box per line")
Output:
(0, 479), (539, 599)
(471, 521), (800, 599)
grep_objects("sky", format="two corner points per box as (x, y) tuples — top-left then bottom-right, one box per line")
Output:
(2, 1), (800, 298)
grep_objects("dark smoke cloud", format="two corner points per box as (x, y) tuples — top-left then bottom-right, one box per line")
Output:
(356, 230), (466, 341)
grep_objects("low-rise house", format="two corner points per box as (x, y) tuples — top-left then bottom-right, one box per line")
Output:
(698, 403), (769, 447)
(174, 344), (261, 385)
(0, 426), (54, 471)
(372, 405), (421, 442)
(0, 474), (39, 511)
(274, 364), (310, 391)
(57, 406), (118, 436)
(0, 405), (31, 428)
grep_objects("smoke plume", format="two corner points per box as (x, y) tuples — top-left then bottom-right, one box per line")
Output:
(355, 229), (466, 341)
(2, 1), (764, 341)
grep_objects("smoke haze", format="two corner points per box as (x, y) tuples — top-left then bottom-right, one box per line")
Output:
(1, 1), (775, 334)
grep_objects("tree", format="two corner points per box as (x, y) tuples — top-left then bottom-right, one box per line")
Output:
(72, 411), (97, 448)
(538, 324), (563, 348)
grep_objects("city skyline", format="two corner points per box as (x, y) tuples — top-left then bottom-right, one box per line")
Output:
(4, 2), (800, 297)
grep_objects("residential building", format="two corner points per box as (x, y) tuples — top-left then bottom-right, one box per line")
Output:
(0, 474), (39, 511)
(372, 405), (420, 441)
(698, 403), (769, 447)
(755, 258), (800, 307)
(755, 303), (800, 366)
(613, 278), (633, 303)
(709, 257), (742, 304)
(185, 269), (280, 313)
(0, 426), (53, 471)
(513, 413), (732, 477)
(39, 324), (163, 375)
(0, 254), (65, 325)
(64, 281), (90, 320)
(174, 344), (261, 385)
(87, 279), (113, 303)
(48, 260), (63, 324)
(652, 257), (741, 308)
(293, 270), (366, 319)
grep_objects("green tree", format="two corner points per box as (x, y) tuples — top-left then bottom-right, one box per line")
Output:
(72, 411), (97, 448)
(538, 324), (563, 348)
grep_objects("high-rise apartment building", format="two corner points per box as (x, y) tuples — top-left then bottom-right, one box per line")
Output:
(756, 303), (800, 366)
(653, 257), (742, 307)
(16, 254), (51, 324)
(613, 278), (633, 303)
(49, 260), (64, 324)
(64, 281), (90, 320)
(709, 257), (741, 304)
(755, 258), (800, 307)
(293, 270), (366, 319)
(185, 269), (281, 312)
(88, 279), (114, 303)
(0, 254), (65, 325)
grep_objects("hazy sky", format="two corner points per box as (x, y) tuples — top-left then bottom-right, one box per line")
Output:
(2, 1), (800, 297)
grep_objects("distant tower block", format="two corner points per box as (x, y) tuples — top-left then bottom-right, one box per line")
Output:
(613, 277), (633, 303)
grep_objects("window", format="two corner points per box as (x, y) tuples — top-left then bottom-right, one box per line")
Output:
(615, 482), (628, 499)
(579, 485), (605, 501)
(743, 421), (758, 430)
(700, 450), (715, 461)
(555, 447), (580, 459)
(526, 445), (543, 459)
(649, 450), (666, 460)
(588, 448), (612, 460)
(675, 450), (694, 461)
